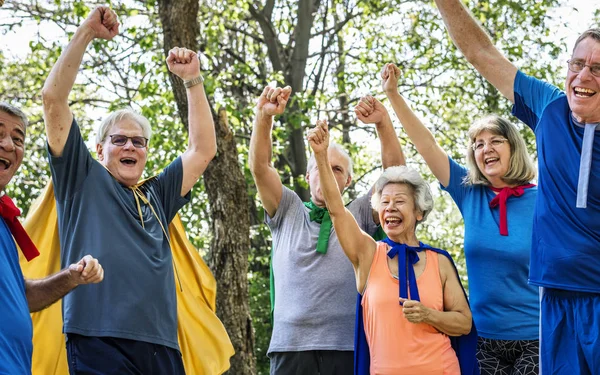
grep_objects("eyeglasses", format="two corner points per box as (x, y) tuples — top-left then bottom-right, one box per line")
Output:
(471, 138), (508, 151)
(109, 134), (148, 148)
(567, 59), (600, 77)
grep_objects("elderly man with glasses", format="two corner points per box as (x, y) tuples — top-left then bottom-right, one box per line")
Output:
(41, 6), (215, 374)
(433, 1), (600, 373)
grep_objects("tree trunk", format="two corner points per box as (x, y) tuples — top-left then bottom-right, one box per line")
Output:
(157, 1), (256, 374)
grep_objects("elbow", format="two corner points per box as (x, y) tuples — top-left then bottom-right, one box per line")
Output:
(41, 85), (64, 110)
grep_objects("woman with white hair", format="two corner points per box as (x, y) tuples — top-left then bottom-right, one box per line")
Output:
(381, 63), (539, 374)
(307, 120), (476, 375)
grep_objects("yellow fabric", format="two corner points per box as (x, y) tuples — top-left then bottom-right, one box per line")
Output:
(19, 181), (234, 375)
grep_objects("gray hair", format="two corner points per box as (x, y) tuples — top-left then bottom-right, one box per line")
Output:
(95, 108), (152, 145)
(0, 102), (28, 134)
(307, 142), (353, 177)
(465, 115), (536, 186)
(573, 29), (600, 52)
(371, 165), (434, 224)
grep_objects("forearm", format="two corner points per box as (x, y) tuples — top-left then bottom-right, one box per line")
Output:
(249, 111), (275, 174)
(186, 83), (217, 159)
(433, 0), (494, 63)
(375, 112), (405, 168)
(315, 152), (346, 215)
(42, 26), (94, 105)
(425, 308), (472, 336)
(25, 269), (78, 312)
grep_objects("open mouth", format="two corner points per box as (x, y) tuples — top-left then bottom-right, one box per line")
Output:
(120, 157), (137, 166)
(385, 217), (402, 227)
(0, 157), (12, 170)
(574, 87), (597, 98)
(484, 157), (499, 165)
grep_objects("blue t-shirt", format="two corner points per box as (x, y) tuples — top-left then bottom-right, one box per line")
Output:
(0, 219), (33, 374)
(513, 71), (600, 293)
(48, 120), (189, 350)
(441, 157), (539, 340)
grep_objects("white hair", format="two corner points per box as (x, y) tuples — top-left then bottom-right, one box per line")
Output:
(95, 108), (152, 145)
(371, 165), (434, 224)
(307, 142), (353, 177)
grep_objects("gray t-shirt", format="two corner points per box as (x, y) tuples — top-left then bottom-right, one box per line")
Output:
(48, 120), (189, 350)
(267, 186), (377, 353)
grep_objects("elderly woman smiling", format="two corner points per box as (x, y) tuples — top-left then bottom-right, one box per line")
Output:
(307, 120), (476, 375)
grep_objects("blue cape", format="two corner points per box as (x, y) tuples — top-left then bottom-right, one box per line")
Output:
(354, 241), (479, 375)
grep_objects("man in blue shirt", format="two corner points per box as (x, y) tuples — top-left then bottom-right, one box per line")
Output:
(433, 1), (600, 374)
(0, 102), (104, 375)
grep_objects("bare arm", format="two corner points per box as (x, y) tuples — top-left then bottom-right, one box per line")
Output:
(434, 0), (518, 102)
(308, 120), (376, 292)
(401, 254), (472, 336)
(166, 48), (217, 197)
(25, 255), (104, 312)
(248, 86), (291, 217)
(42, 6), (119, 156)
(382, 64), (451, 186)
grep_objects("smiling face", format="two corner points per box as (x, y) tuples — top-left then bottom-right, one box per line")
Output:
(378, 183), (422, 243)
(96, 118), (148, 187)
(566, 37), (600, 123)
(0, 111), (25, 192)
(473, 130), (512, 187)
(306, 147), (352, 207)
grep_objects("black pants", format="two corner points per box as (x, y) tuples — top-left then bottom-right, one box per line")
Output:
(270, 350), (353, 375)
(66, 333), (185, 375)
(477, 336), (539, 375)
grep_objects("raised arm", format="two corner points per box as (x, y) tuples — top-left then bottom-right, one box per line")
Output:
(166, 48), (217, 197)
(249, 86), (291, 217)
(42, 6), (119, 156)
(382, 63), (451, 186)
(400, 254), (472, 336)
(25, 255), (104, 312)
(354, 95), (405, 169)
(434, 0), (517, 102)
(308, 120), (376, 292)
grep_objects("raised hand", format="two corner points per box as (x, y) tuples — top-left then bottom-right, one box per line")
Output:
(256, 86), (292, 117)
(381, 63), (401, 95)
(399, 298), (431, 324)
(307, 119), (330, 155)
(68, 255), (104, 286)
(354, 95), (389, 125)
(166, 47), (201, 81)
(82, 6), (119, 41)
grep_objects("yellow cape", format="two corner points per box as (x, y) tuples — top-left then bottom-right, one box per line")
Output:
(18, 181), (234, 374)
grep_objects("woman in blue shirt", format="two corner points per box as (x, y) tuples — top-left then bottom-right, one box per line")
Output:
(366, 63), (539, 374)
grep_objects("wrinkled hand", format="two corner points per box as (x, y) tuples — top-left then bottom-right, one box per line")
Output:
(381, 63), (401, 95)
(82, 6), (119, 41)
(400, 298), (431, 324)
(68, 255), (104, 286)
(256, 86), (292, 117)
(307, 119), (329, 155)
(166, 47), (201, 81)
(354, 95), (389, 125)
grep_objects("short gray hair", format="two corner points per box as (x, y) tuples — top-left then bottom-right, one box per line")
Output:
(307, 142), (353, 177)
(465, 115), (536, 186)
(0, 102), (28, 134)
(95, 108), (152, 145)
(573, 29), (600, 52)
(371, 165), (434, 224)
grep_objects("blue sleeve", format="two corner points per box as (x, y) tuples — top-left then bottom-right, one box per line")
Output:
(439, 156), (469, 213)
(152, 156), (190, 222)
(512, 70), (564, 132)
(48, 119), (95, 201)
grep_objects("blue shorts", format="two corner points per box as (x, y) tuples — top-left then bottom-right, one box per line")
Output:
(540, 288), (600, 375)
(66, 333), (185, 375)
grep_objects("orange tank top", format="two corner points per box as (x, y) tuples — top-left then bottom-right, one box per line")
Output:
(362, 242), (460, 375)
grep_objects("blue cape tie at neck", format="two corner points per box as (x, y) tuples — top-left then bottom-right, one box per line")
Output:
(577, 122), (599, 208)
(382, 237), (425, 303)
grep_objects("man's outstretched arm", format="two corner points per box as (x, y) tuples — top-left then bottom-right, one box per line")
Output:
(434, 0), (518, 102)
